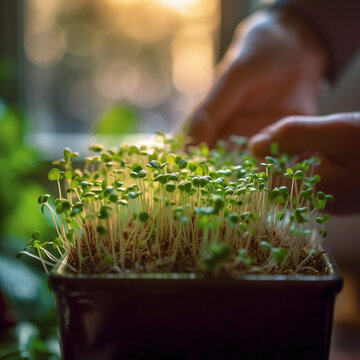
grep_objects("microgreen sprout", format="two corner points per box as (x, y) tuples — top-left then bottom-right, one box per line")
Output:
(20, 135), (333, 276)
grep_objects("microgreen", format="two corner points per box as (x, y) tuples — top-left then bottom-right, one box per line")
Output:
(20, 135), (333, 276)
(201, 243), (232, 270)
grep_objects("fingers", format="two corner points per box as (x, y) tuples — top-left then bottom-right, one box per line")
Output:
(217, 108), (296, 141)
(249, 113), (360, 160)
(249, 113), (360, 213)
(186, 14), (270, 147)
(187, 109), (218, 146)
(187, 64), (254, 147)
(249, 115), (326, 156)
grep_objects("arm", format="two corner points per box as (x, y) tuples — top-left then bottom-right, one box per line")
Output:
(272, 0), (360, 82)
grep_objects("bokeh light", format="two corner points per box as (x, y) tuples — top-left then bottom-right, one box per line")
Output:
(24, 0), (220, 134)
(172, 33), (213, 95)
(24, 27), (66, 68)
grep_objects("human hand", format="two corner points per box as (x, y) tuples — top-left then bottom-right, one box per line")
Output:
(187, 10), (327, 147)
(249, 112), (360, 214)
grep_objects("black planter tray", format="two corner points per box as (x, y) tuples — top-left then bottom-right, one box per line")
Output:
(49, 250), (342, 360)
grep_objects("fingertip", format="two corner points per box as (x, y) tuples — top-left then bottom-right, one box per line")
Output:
(249, 132), (272, 157)
(186, 110), (217, 147)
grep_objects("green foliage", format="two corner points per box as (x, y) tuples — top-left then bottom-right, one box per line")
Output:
(0, 100), (51, 238)
(0, 322), (60, 360)
(270, 142), (279, 155)
(138, 211), (150, 222)
(201, 243), (232, 270)
(0, 99), (58, 358)
(48, 168), (63, 181)
(271, 247), (288, 265)
(236, 248), (253, 266)
(316, 214), (330, 224)
(21, 133), (333, 276)
(95, 105), (138, 134)
(260, 241), (272, 250)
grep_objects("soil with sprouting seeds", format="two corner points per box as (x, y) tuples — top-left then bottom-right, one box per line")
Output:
(67, 224), (327, 276)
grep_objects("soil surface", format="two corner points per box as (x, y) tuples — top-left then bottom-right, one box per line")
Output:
(67, 231), (327, 276)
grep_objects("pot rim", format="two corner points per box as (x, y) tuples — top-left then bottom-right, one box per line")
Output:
(49, 244), (342, 285)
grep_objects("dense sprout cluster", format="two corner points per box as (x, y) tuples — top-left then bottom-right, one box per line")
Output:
(22, 133), (333, 275)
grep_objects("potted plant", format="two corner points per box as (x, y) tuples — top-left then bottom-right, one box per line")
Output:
(21, 133), (342, 360)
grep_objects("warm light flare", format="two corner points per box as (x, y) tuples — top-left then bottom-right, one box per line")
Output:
(25, 0), (220, 134)
(155, 0), (199, 11)
(172, 34), (214, 95)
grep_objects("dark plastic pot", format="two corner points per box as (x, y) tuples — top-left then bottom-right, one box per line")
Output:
(49, 250), (342, 360)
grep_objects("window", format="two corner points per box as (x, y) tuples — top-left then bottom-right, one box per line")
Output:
(21, 0), (263, 155)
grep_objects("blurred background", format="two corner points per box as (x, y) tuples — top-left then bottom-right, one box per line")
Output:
(23, 0), (221, 152)
(0, 0), (359, 358)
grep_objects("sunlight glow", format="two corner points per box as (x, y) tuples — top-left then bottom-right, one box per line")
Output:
(25, 0), (220, 133)
(155, 0), (199, 12)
